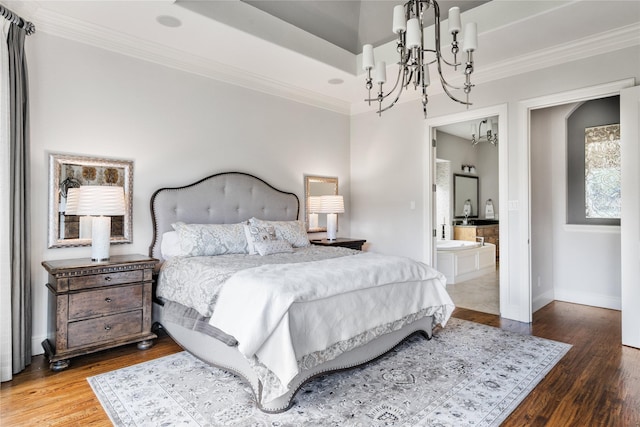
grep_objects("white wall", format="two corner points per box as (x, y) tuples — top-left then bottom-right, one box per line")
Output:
(351, 46), (640, 321)
(27, 33), (351, 354)
(435, 130), (499, 220)
(530, 104), (575, 311)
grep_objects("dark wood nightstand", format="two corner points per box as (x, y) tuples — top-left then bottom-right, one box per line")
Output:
(41, 254), (158, 371)
(311, 238), (367, 251)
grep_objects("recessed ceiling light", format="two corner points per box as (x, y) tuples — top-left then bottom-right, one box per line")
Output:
(156, 15), (182, 28)
(328, 78), (344, 85)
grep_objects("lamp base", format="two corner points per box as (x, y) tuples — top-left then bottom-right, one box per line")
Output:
(326, 213), (338, 241)
(91, 216), (111, 262)
(309, 213), (318, 230)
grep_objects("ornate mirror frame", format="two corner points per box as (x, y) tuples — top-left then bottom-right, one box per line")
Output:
(304, 175), (338, 232)
(47, 153), (133, 248)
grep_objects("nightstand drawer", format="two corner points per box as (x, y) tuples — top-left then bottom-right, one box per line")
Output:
(68, 285), (143, 320)
(67, 310), (143, 348)
(69, 270), (143, 291)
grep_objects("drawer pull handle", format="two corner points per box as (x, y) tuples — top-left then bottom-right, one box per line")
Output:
(105, 297), (112, 303)
(104, 276), (112, 281)
(104, 325), (112, 331)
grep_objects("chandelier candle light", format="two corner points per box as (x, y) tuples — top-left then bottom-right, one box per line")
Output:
(362, 0), (477, 117)
(471, 118), (498, 146)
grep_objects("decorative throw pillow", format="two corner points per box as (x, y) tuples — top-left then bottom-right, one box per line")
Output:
(160, 231), (188, 259)
(254, 240), (294, 256)
(249, 218), (310, 248)
(172, 222), (248, 256)
(244, 223), (277, 255)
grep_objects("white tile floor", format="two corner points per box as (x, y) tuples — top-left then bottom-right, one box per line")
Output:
(445, 265), (500, 315)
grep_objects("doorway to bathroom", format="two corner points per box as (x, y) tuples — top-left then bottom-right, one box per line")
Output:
(425, 105), (507, 316)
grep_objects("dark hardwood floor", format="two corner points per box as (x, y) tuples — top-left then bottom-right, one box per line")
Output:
(2, 301), (639, 426)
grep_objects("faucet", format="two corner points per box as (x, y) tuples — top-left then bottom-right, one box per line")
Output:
(463, 213), (469, 225)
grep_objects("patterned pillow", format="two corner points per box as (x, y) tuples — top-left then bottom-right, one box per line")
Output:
(172, 222), (248, 256)
(249, 218), (310, 248)
(254, 240), (294, 256)
(244, 223), (277, 255)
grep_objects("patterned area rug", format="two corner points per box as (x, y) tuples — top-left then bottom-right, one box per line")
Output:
(88, 318), (570, 426)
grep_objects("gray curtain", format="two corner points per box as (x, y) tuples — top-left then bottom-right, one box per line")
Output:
(7, 23), (31, 375)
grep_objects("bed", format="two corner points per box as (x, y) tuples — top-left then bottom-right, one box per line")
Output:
(150, 171), (454, 412)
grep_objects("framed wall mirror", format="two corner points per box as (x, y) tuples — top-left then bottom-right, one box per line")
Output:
(304, 175), (338, 232)
(453, 174), (479, 218)
(48, 153), (133, 248)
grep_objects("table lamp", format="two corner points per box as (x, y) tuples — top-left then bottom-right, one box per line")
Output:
(74, 185), (125, 261)
(318, 195), (344, 241)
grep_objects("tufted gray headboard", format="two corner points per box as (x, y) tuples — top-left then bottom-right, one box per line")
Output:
(149, 172), (299, 263)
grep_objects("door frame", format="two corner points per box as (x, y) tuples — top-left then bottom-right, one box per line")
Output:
(620, 85), (640, 348)
(425, 103), (508, 315)
(517, 78), (635, 323)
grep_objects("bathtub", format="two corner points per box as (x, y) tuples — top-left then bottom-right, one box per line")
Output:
(437, 240), (482, 250)
(436, 240), (496, 284)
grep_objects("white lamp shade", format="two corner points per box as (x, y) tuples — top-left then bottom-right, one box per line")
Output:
(392, 5), (406, 34)
(75, 186), (126, 217)
(64, 187), (81, 215)
(317, 195), (345, 214)
(463, 22), (478, 52)
(308, 196), (323, 213)
(406, 18), (422, 49)
(362, 44), (375, 71)
(375, 61), (387, 84)
(64, 187), (92, 239)
(448, 6), (461, 33)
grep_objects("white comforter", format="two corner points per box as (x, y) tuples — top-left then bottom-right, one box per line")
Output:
(209, 252), (454, 402)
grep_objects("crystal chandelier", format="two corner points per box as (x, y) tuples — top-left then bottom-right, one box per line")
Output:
(471, 118), (498, 146)
(362, 0), (477, 118)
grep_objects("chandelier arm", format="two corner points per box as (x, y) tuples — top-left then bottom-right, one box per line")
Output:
(377, 63), (410, 114)
(434, 46), (471, 105)
(438, 55), (460, 68)
(377, 82), (407, 115)
(364, 64), (405, 103)
(439, 73), (471, 106)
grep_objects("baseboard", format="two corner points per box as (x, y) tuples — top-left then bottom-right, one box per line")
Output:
(532, 290), (555, 313)
(554, 289), (621, 311)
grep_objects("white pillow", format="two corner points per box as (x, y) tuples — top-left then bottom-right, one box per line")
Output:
(249, 218), (310, 248)
(172, 222), (248, 256)
(160, 231), (188, 259)
(254, 240), (294, 256)
(244, 223), (277, 255)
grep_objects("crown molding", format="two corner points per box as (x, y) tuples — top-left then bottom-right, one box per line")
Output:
(473, 22), (640, 87)
(32, 7), (352, 116)
(28, 6), (640, 118)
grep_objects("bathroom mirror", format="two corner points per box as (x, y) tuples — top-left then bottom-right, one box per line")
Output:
(48, 153), (133, 248)
(453, 174), (479, 218)
(304, 175), (338, 232)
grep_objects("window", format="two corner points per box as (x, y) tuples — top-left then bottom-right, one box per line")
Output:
(567, 96), (620, 226)
(584, 124), (621, 219)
